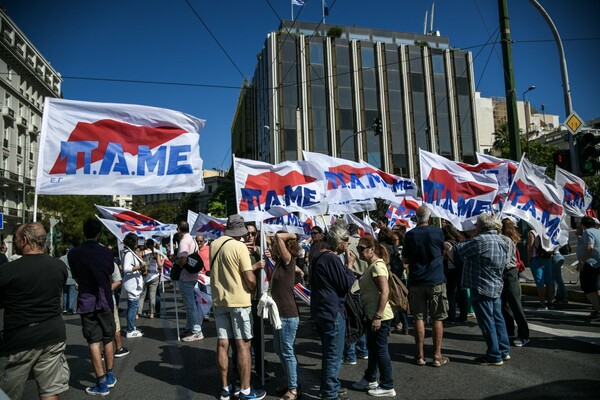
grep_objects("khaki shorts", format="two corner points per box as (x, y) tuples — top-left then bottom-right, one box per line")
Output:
(0, 341), (70, 400)
(409, 283), (448, 321)
(214, 306), (253, 340)
(114, 303), (121, 332)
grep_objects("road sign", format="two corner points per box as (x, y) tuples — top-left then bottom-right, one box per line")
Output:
(0, 212), (3, 230)
(564, 112), (584, 135)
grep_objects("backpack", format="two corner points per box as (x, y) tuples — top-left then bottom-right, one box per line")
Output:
(559, 243), (572, 256)
(344, 291), (365, 344)
(388, 271), (410, 313)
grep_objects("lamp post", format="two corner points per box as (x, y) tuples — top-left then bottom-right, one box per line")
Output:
(523, 86), (536, 155)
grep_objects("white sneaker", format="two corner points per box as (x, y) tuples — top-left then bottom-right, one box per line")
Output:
(352, 378), (378, 390)
(368, 386), (396, 397)
(126, 329), (143, 338)
(182, 332), (204, 342)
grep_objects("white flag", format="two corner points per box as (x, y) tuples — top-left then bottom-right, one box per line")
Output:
(555, 166), (593, 217)
(36, 98), (205, 195)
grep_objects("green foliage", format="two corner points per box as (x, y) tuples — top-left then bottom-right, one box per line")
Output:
(131, 197), (179, 224)
(207, 178), (235, 218)
(37, 195), (116, 252)
(583, 175), (600, 214)
(326, 26), (343, 38)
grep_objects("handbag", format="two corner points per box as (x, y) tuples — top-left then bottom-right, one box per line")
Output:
(170, 263), (183, 281)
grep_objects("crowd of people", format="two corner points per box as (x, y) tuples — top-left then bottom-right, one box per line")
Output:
(1, 206), (599, 399)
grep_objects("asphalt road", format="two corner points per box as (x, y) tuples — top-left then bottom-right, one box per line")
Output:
(4, 282), (599, 400)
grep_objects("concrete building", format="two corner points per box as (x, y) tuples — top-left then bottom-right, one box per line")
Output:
(232, 21), (481, 179)
(0, 8), (62, 237)
(112, 195), (133, 208)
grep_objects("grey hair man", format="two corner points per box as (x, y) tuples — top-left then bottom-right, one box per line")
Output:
(455, 213), (510, 366)
(0, 223), (70, 399)
(402, 205), (449, 367)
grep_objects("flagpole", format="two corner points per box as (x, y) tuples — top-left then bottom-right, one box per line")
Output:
(33, 192), (38, 222)
(322, 0), (325, 23)
(291, 0), (294, 20)
(259, 220), (266, 387)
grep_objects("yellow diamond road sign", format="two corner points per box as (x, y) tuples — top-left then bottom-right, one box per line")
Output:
(564, 112), (584, 134)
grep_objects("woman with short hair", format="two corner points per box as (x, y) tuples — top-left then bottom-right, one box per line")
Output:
(121, 233), (146, 338)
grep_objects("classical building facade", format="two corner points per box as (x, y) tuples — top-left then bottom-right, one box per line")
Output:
(0, 8), (62, 237)
(232, 21), (480, 178)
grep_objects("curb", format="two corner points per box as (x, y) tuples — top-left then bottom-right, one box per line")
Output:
(521, 283), (588, 303)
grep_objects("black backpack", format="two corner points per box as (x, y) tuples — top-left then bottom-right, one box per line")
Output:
(344, 291), (365, 344)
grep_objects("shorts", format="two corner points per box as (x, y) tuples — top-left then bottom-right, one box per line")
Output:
(530, 257), (553, 287)
(409, 283), (448, 321)
(214, 306), (253, 340)
(580, 263), (600, 294)
(113, 303), (121, 332)
(0, 341), (70, 400)
(81, 310), (116, 344)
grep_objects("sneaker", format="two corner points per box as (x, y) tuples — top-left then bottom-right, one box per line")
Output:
(536, 304), (548, 311)
(220, 386), (233, 400)
(106, 372), (117, 388)
(85, 383), (109, 396)
(238, 388), (267, 400)
(502, 354), (511, 361)
(182, 332), (204, 342)
(126, 329), (143, 338)
(115, 347), (129, 358)
(357, 354), (369, 360)
(467, 312), (475, 318)
(352, 378), (378, 390)
(367, 386), (396, 397)
(342, 358), (357, 365)
(514, 338), (530, 347)
(475, 356), (503, 366)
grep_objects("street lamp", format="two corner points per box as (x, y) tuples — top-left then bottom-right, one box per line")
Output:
(523, 86), (536, 154)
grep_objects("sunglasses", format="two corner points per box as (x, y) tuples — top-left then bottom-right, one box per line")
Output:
(247, 231), (257, 236)
(196, 240), (204, 243)
(357, 245), (372, 253)
(311, 231), (321, 235)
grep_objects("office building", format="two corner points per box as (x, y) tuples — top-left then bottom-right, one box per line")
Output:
(232, 20), (480, 178)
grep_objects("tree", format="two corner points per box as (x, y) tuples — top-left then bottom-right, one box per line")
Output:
(207, 178), (236, 218)
(37, 195), (117, 253)
(131, 197), (179, 223)
(492, 121), (509, 153)
(327, 27), (343, 38)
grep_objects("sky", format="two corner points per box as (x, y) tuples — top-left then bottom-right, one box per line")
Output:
(3, 0), (599, 171)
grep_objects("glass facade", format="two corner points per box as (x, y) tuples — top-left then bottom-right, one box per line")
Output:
(233, 21), (477, 177)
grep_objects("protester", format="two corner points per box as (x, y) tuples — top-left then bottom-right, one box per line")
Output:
(69, 218), (119, 395)
(576, 216), (600, 321)
(271, 232), (302, 400)
(0, 242), (8, 265)
(390, 227), (410, 335)
(527, 230), (553, 309)
(60, 245), (77, 314)
(111, 259), (129, 358)
(343, 223), (369, 364)
(121, 233), (146, 339)
(456, 214), (510, 366)
(210, 214), (266, 400)
(308, 225), (326, 264)
(402, 205), (449, 367)
(442, 223), (468, 323)
(501, 218), (530, 347)
(138, 239), (163, 319)
(551, 249), (568, 304)
(0, 223), (69, 400)
(176, 221), (204, 342)
(351, 235), (396, 398)
(310, 220), (355, 400)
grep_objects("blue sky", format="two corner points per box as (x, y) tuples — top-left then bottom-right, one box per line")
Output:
(4, 0), (599, 170)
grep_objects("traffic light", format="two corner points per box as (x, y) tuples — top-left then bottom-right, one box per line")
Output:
(373, 117), (382, 136)
(577, 131), (600, 176)
(553, 149), (571, 172)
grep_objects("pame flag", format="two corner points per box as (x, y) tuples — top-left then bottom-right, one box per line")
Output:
(190, 212), (226, 239)
(234, 156), (327, 221)
(555, 166), (593, 217)
(36, 98), (205, 195)
(97, 217), (176, 242)
(501, 157), (565, 250)
(262, 213), (309, 235)
(303, 151), (417, 207)
(386, 197), (421, 230)
(420, 149), (498, 231)
(95, 205), (162, 226)
(457, 160), (511, 209)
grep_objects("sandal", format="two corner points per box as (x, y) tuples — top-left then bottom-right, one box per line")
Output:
(415, 356), (426, 366)
(432, 355), (450, 367)
(279, 389), (299, 400)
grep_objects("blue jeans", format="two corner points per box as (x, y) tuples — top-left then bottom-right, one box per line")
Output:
(62, 285), (76, 312)
(530, 257), (553, 288)
(344, 334), (368, 362)
(126, 298), (139, 333)
(180, 280), (201, 333)
(471, 292), (510, 362)
(273, 317), (299, 390)
(314, 312), (345, 399)
(552, 253), (567, 300)
(364, 319), (394, 390)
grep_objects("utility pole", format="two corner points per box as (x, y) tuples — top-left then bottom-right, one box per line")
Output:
(498, 0), (521, 161)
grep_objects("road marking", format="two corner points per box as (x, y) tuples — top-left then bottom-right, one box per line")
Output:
(529, 322), (600, 346)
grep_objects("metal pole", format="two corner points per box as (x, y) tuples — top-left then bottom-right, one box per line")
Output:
(498, 0), (521, 161)
(528, 0), (576, 173)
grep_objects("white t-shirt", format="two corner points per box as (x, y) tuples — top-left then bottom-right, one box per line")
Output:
(122, 250), (143, 299)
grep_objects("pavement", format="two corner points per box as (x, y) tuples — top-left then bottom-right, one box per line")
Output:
(4, 277), (600, 400)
